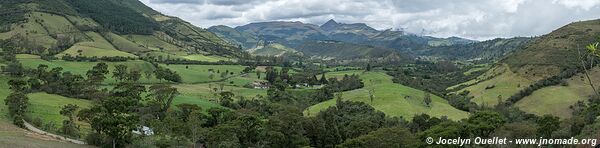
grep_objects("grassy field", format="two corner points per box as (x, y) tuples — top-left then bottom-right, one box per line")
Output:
(163, 64), (249, 83)
(174, 83), (267, 104)
(128, 35), (187, 54)
(27, 93), (92, 135)
(58, 32), (137, 58)
(515, 67), (600, 118)
(454, 64), (534, 106)
(182, 54), (232, 62)
(0, 119), (94, 148)
(305, 71), (469, 120)
(18, 58), (159, 84)
(106, 32), (150, 53)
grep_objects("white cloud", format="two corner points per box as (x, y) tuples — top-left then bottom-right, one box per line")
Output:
(140, 0), (600, 40)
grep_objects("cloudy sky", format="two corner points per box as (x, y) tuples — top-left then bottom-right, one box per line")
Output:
(140, 0), (600, 40)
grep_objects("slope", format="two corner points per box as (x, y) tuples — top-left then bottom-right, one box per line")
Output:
(305, 71), (469, 120)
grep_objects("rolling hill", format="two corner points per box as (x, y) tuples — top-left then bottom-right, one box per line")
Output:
(0, 0), (242, 60)
(455, 19), (600, 118)
(305, 71), (469, 120)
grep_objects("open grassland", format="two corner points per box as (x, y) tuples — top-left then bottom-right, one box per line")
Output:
(455, 64), (534, 106)
(18, 58), (159, 84)
(516, 67), (600, 118)
(175, 83), (267, 103)
(128, 35), (187, 54)
(162, 64), (248, 83)
(58, 32), (137, 58)
(106, 32), (150, 53)
(19, 56), (260, 84)
(182, 54), (232, 62)
(0, 12), (57, 48)
(305, 71), (469, 120)
(27, 93), (92, 135)
(0, 119), (93, 148)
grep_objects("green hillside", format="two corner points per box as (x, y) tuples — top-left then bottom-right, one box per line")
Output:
(305, 71), (469, 120)
(502, 19), (600, 78)
(247, 42), (301, 57)
(0, 0), (242, 61)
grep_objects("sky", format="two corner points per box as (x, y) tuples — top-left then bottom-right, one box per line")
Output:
(139, 0), (600, 40)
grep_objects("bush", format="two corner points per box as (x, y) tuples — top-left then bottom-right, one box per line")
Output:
(32, 117), (44, 127)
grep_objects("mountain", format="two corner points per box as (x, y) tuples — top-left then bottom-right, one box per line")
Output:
(420, 37), (532, 61)
(208, 19), (476, 60)
(319, 19), (380, 43)
(208, 25), (258, 49)
(234, 21), (329, 47)
(295, 40), (410, 61)
(0, 0), (242, 58)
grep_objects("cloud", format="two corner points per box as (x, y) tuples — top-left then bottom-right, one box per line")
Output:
(140, 0), (600, 40)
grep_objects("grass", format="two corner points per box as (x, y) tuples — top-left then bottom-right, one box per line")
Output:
(305, 71), (469, 120)
(162, 64), (249, 83)
(58, 32), (137, 58)
(454, 64), (534, 106)
(175, 83), (267, 101)
(19, 58), (159, 84)
(515, 67), (600, 118)
(0, 119), (94, 148)
(18, 55), (261, 85)
(106, 32), (150, 53)
(128, 35), (187, 54)
(182, 54), (232, 62)
(26, 93), (92, 136)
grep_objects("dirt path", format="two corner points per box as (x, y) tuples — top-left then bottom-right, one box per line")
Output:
(23, 120), (86, 145)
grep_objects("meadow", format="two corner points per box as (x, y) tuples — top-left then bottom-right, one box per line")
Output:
(305, 70), (469, 120)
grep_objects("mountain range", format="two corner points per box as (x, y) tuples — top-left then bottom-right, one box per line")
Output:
(208, 19), (534, 61)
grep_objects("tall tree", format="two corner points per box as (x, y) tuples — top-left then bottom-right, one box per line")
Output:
(147, 84), (180, 118)
(112, 64), (128, 82)
(86, 62), (109, 85)
(60, 104), (80, 138)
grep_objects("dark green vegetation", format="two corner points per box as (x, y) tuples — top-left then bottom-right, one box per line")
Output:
(1, 0), (600, 147)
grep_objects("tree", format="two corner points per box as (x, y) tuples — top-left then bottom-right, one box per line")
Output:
(319, 73), (328, 84)
(339, 127), (417, 147)
(423, 92), (432, 107)
(366, 63), (371, 71)
(147, 84), (180, 119)
(112, 64), (128, 82)
(256, 71), (261, 79)
(186, 111), (207, 147)
(126, 69), (141, 82)
(467, 111), (506, 137)
(86, 96), (140, 148)
(219, 91), (235, 108)
(536, 115), (560, 138)
(86, 62), (109, 85)
(60, 104), (80, 138)
(4, 91), (28, 127)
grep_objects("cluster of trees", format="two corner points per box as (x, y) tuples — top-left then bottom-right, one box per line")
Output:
(153, 65), (182, 83)
(447, 91), (479, 112)
(4, 79), (29, 127)
(386, 60), (481, 96)
(61, 54), (132, 62)
(322, 74), (364, 92)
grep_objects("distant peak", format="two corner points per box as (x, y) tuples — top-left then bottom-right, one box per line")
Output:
(325, 19), (338, 24)
(321, 19), (340, 31)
